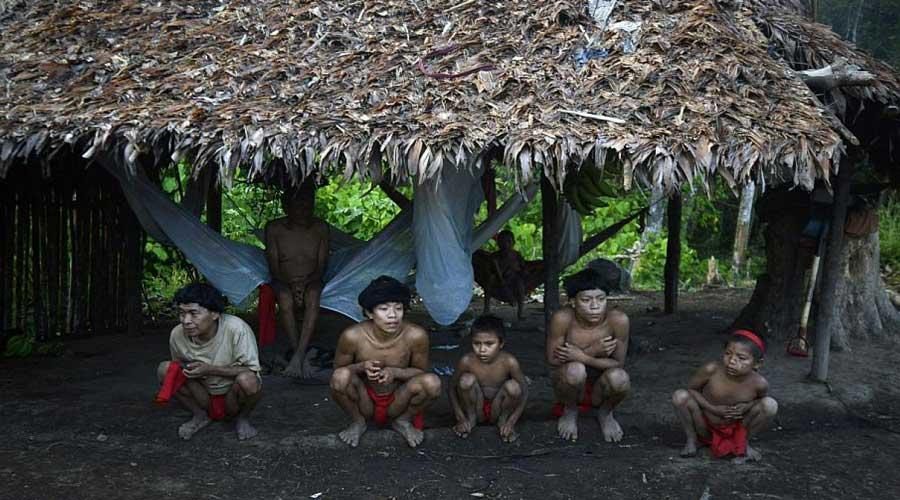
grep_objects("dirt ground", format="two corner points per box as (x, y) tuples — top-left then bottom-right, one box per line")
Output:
(2, 288), (900, 500)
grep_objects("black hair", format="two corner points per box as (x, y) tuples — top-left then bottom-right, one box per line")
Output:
(726, 333), (765, 361)
(564, 268), (610, 298)
(358, 275), (411, 313)
(470, 314), (505, 341)
(173, 283), (227, 313)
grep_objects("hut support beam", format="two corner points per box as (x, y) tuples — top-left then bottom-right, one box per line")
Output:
(664, 193), (682, 314)
(811, 158), (855, 382)
(797, 57), (876, 92)
(542, 175), (560, 328)
(207, 180), (222, 233)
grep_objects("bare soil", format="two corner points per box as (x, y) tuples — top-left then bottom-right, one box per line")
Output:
(2, 288), (899, 500)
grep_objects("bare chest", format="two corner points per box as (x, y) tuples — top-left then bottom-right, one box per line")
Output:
(468, 360), (511, 391)
(703, 371), (758, 405)
(566, 324), (613, 358)
(355, 338), (413, 368)
(273, 225), (322, 261)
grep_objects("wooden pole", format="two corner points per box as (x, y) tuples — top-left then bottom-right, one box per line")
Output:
(0, 181), (10, 330)
(207, 178), (222, 233)
(124, 199), (144, 336)
(664, 193), (682, 314)
(16, 188), (28, 330)
(542, 175), (561, 329)
(811, 158), (855, 382)
(31, 186), (45, 340)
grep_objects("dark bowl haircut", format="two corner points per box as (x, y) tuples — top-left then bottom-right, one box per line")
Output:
(358, 275), (411, 313)
(564, 268), (610, 298)
(725, 334), (765, 361)
(470, 314), (506, 341)
(173, 283), (227, 313)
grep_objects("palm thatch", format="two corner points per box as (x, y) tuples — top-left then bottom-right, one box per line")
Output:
(0, 0), (896, 190)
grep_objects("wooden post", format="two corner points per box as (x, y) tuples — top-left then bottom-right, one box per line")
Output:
(664, 193), (682, 314)
(811, 158), (855, 382)
(542, 175), (561, 328)
(0, 181), (10, 330)
(732, 181), (756, 283)
(207, 178), (222, 233)
(16, 188), (28, 330)
(124, 202), (144, 336)
(31, 187), (45, 340)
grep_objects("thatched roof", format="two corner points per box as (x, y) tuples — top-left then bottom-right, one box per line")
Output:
(0, 0), (897, 190)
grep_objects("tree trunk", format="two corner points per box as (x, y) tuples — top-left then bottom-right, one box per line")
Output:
(734, 186), (899, 348)
(664, 193), (682, 314)
(732, 181), (756, 282)
(542, 175), (561, 328)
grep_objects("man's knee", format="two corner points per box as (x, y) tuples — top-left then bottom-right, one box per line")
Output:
(672, 389), (691, 407)
(236, 371), (261, 396)
(605, 368), (630, 393)
(760, 397), (778, 417)
(458, 373), (477, 391)
(330, 367), (353, 392)
(502, 379), (522, 399)
(157, 361), (171, 382)
(563, 362), (587, 386)
(416, 373), (442, 398)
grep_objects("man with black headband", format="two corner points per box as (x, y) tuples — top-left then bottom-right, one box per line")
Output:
(546, 268), (631, 442)
(329, 276), (442, 448)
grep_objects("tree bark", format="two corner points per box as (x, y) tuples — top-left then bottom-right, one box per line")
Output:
(664, 193), (682, 314)
(732, 181), (756, 282)
(542, 175), (561, 328)
(797, 57), (875, 92)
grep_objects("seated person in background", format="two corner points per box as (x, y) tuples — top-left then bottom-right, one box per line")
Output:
(449, 314), (528, 442)
(671, 330), (778, 463)
(264, 181), (329, 378)
(479, 230), (528, 320)
(329, 276), (442, 448)
(155, 283), (262, 441)
(547, 268), (631, 443)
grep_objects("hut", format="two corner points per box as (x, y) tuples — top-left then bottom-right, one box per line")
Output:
(1, 1), (896, 374)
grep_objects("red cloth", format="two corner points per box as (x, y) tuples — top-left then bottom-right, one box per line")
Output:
(155, 360), (228, 421)
(552, 381), (594, 417)
(699, 415), (748, 458)
(258, 283), (277, 347)
(365, 385), (425, 430)
(207, 394), (227, 421)
(482, 400), (493, 422)
(155, 361), (187, 405)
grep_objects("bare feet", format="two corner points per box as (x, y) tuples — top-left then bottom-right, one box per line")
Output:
(235, 417), (258, 440)
(178, 414), (211, 440)
(338, 420), (367, 448)
(733, 444), (762, 464)
(498, 417), (518, 443)
(557, 406), (579, 442)
(598, 409), (624, 442)
(453, 418), (475, 439)
(392, 417), (424, 448)
(282, 355), (314, 379)
(680, 439), (698, 457)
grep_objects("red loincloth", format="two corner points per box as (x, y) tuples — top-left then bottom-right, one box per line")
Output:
(482, 400), (493, 422)
(207, 394), (227, 421)
(257, 283), (277, 347)
(699, 415), (748, 458)
(365, 385), (425, 430)
(551, 381), (594, 418)
(155, 360), (228, 421)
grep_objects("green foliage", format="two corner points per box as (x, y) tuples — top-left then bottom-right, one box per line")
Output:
(819, 0), (900, 69)
(314, 179), (403, 240)
(880, 196), (900, 274)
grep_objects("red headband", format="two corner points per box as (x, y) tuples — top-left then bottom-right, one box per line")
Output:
(732, 329), (765, 354)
